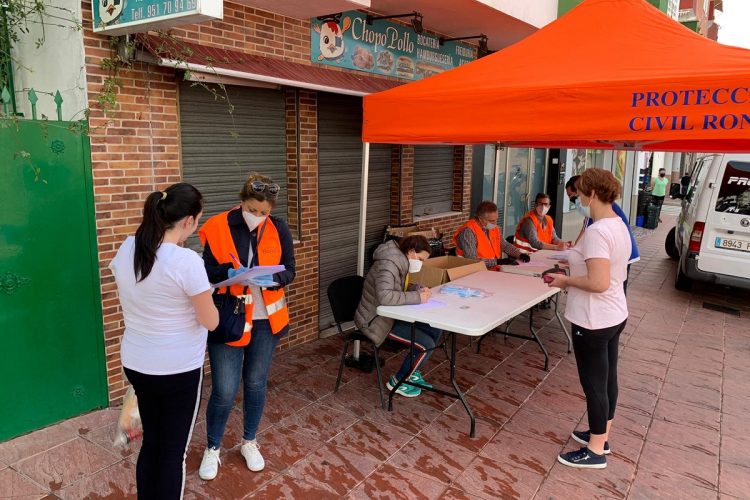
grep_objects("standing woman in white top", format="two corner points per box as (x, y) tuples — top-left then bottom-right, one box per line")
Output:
(110, 183), (218, 499)
(545, 168), (631, 470)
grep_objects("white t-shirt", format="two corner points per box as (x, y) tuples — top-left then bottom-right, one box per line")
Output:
(565, 217), (630, 330)
(110, 236), (211, 375)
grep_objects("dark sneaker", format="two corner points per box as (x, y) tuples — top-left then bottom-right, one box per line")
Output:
(571, 430), (611, 455)
(558, 447), (607, 469)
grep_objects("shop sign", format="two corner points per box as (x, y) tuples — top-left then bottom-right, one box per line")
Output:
(93, 0), (223, 36)
(310, 11), (476, 81)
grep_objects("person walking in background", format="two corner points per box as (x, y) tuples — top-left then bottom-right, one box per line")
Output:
(514, 193), (570, 252)
(110, 183), (219, 499)
(546, 169), (630, 469)
(453, 201), (530, 269)
(198, 173), (296, 481)
(355, 235), (441, 398)
(651, 168), (670, 222)
(566, 175), (640, 294)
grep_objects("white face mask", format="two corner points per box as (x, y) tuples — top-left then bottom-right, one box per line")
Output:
(408, 258), (423, 273)
(242, 211), (266, 232)
(541, 206), (550, 216)
(576, 197), (591, 218)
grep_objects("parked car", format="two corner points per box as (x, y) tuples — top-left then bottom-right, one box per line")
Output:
(665, 153), (750, 291)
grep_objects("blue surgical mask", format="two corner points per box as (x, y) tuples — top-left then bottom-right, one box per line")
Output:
(484, 223), (497, 230)
(576, 198), (591, 218)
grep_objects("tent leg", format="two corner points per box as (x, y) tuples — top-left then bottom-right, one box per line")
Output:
(354, 142), (370, 361)
(357, 142), (370, 277)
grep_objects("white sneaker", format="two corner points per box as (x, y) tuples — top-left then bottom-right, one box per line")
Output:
(240, 440), (265, 472)
(198, 447), (221, 480)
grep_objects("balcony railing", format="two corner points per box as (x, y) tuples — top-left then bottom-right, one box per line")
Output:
(678, 8), (697, 22)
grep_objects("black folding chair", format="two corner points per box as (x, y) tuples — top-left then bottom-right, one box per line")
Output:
(327, 276), (386, 409)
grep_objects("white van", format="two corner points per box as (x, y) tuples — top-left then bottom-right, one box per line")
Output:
(665, 153), (750, 291)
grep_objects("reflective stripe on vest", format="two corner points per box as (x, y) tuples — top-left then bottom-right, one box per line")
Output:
(266, 296), (286, 316)
(198, 211), (289, 346)
(452, 218), (501, 259)
(513, 211), (554, 253)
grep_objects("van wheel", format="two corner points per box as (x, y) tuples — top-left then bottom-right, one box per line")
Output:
(675, 263), (693, 292)
(665, 227), (679, 260)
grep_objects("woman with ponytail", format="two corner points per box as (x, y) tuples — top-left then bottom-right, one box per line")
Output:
(110, 183), (218, 499)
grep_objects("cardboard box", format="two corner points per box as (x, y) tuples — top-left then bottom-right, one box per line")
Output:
(386, 224), (418, 239)
(409, 256), (486, 288)
(386, 225), (441, 240)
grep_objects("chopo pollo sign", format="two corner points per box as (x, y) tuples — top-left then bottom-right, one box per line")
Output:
(310, 12), (476, 81)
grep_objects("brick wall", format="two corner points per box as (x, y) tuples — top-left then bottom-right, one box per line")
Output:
(281, 89), (319, 349)
(392, 146), (474, 247)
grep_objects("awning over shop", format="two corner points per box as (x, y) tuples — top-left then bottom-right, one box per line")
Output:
(362, 0), (750, 153)
(139, 34), (401, 96)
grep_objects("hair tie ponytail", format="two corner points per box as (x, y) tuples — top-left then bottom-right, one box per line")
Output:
(133, 184), (203, 282)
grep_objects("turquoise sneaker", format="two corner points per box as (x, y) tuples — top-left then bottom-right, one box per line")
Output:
(408, 371), (432, 389)
(386, 376), (421, 398)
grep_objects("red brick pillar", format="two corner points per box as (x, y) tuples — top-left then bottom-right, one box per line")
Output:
(453, 146), (473, 214)
(391, 145), (415, 225)
(280, 89), (320, 348)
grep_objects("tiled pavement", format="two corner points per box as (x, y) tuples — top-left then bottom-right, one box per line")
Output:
(2, 211), (749, 499)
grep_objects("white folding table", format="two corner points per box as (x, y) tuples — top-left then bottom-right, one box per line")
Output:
(497, 248), (570, 278)
(377, 271), (568, 437)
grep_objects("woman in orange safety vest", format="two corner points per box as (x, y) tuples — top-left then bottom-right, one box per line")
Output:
(197, 173), (296, 481)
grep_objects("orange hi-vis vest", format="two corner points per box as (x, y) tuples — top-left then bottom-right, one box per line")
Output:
(514, 211), (554, 252)
(452, 218), (501, 260)
(199, 211), (289, 347)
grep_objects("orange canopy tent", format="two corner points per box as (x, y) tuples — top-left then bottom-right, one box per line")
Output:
(362, 0), (750, 152)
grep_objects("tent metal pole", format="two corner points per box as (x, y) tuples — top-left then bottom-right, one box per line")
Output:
(492, 145), (501, 204)
(353, 142), (371, 362)
(357, 142), (371, 277)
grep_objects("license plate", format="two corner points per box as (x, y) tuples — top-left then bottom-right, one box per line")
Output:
(715, 237), (750, 252)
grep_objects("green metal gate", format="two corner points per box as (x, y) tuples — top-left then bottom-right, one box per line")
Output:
(0, 117), (108, 441)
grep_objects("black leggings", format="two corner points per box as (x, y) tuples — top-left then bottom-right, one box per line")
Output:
(124, 367), (202, 500)
(571, 321), (626, 435)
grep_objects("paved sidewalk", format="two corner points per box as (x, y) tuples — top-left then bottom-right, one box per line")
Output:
(2, 213), (748, 499)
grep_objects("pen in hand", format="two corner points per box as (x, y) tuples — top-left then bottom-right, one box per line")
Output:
(229, 253), (242, 268)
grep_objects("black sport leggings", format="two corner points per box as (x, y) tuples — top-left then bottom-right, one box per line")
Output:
(571, 320), (627, 435)
(124, 367), (202, 500)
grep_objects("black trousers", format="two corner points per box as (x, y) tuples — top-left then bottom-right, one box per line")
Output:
(571, 320), (627, 435)
(124, 367), (203, 500)
(623, 264), (631, 296)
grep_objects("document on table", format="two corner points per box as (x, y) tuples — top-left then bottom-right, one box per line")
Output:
(549, 251), (570, 261)
(212, 265), (285, 288)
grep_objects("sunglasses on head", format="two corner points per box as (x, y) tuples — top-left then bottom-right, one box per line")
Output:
(250, 181), (280, 195)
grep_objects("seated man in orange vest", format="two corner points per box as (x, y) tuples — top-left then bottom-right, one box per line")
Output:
(514, 193), (569, 252)
(453, 201), (530, 269)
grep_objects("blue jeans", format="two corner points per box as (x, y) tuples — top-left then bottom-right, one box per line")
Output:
(206, 320), (279, 448)
(387, 320), (442, 380)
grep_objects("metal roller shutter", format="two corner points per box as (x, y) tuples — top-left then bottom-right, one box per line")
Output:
(179, 82), (287, 250)
(318, 92), (391, 329)
(413, 146), (455, 216)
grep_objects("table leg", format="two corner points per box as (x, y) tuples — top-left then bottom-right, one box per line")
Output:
(528, 307), (550, 371)
(449, 332), (476, 438)
(553, 293), (572, 353)
(388, 321), (416, 412)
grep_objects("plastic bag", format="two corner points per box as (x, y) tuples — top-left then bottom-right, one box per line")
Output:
(439, 285), (491, 299)
(113, 386), (142, 449)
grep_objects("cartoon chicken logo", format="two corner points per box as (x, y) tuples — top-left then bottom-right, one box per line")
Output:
(99, 0), (124, 25)
(314, 14), (352, 62)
